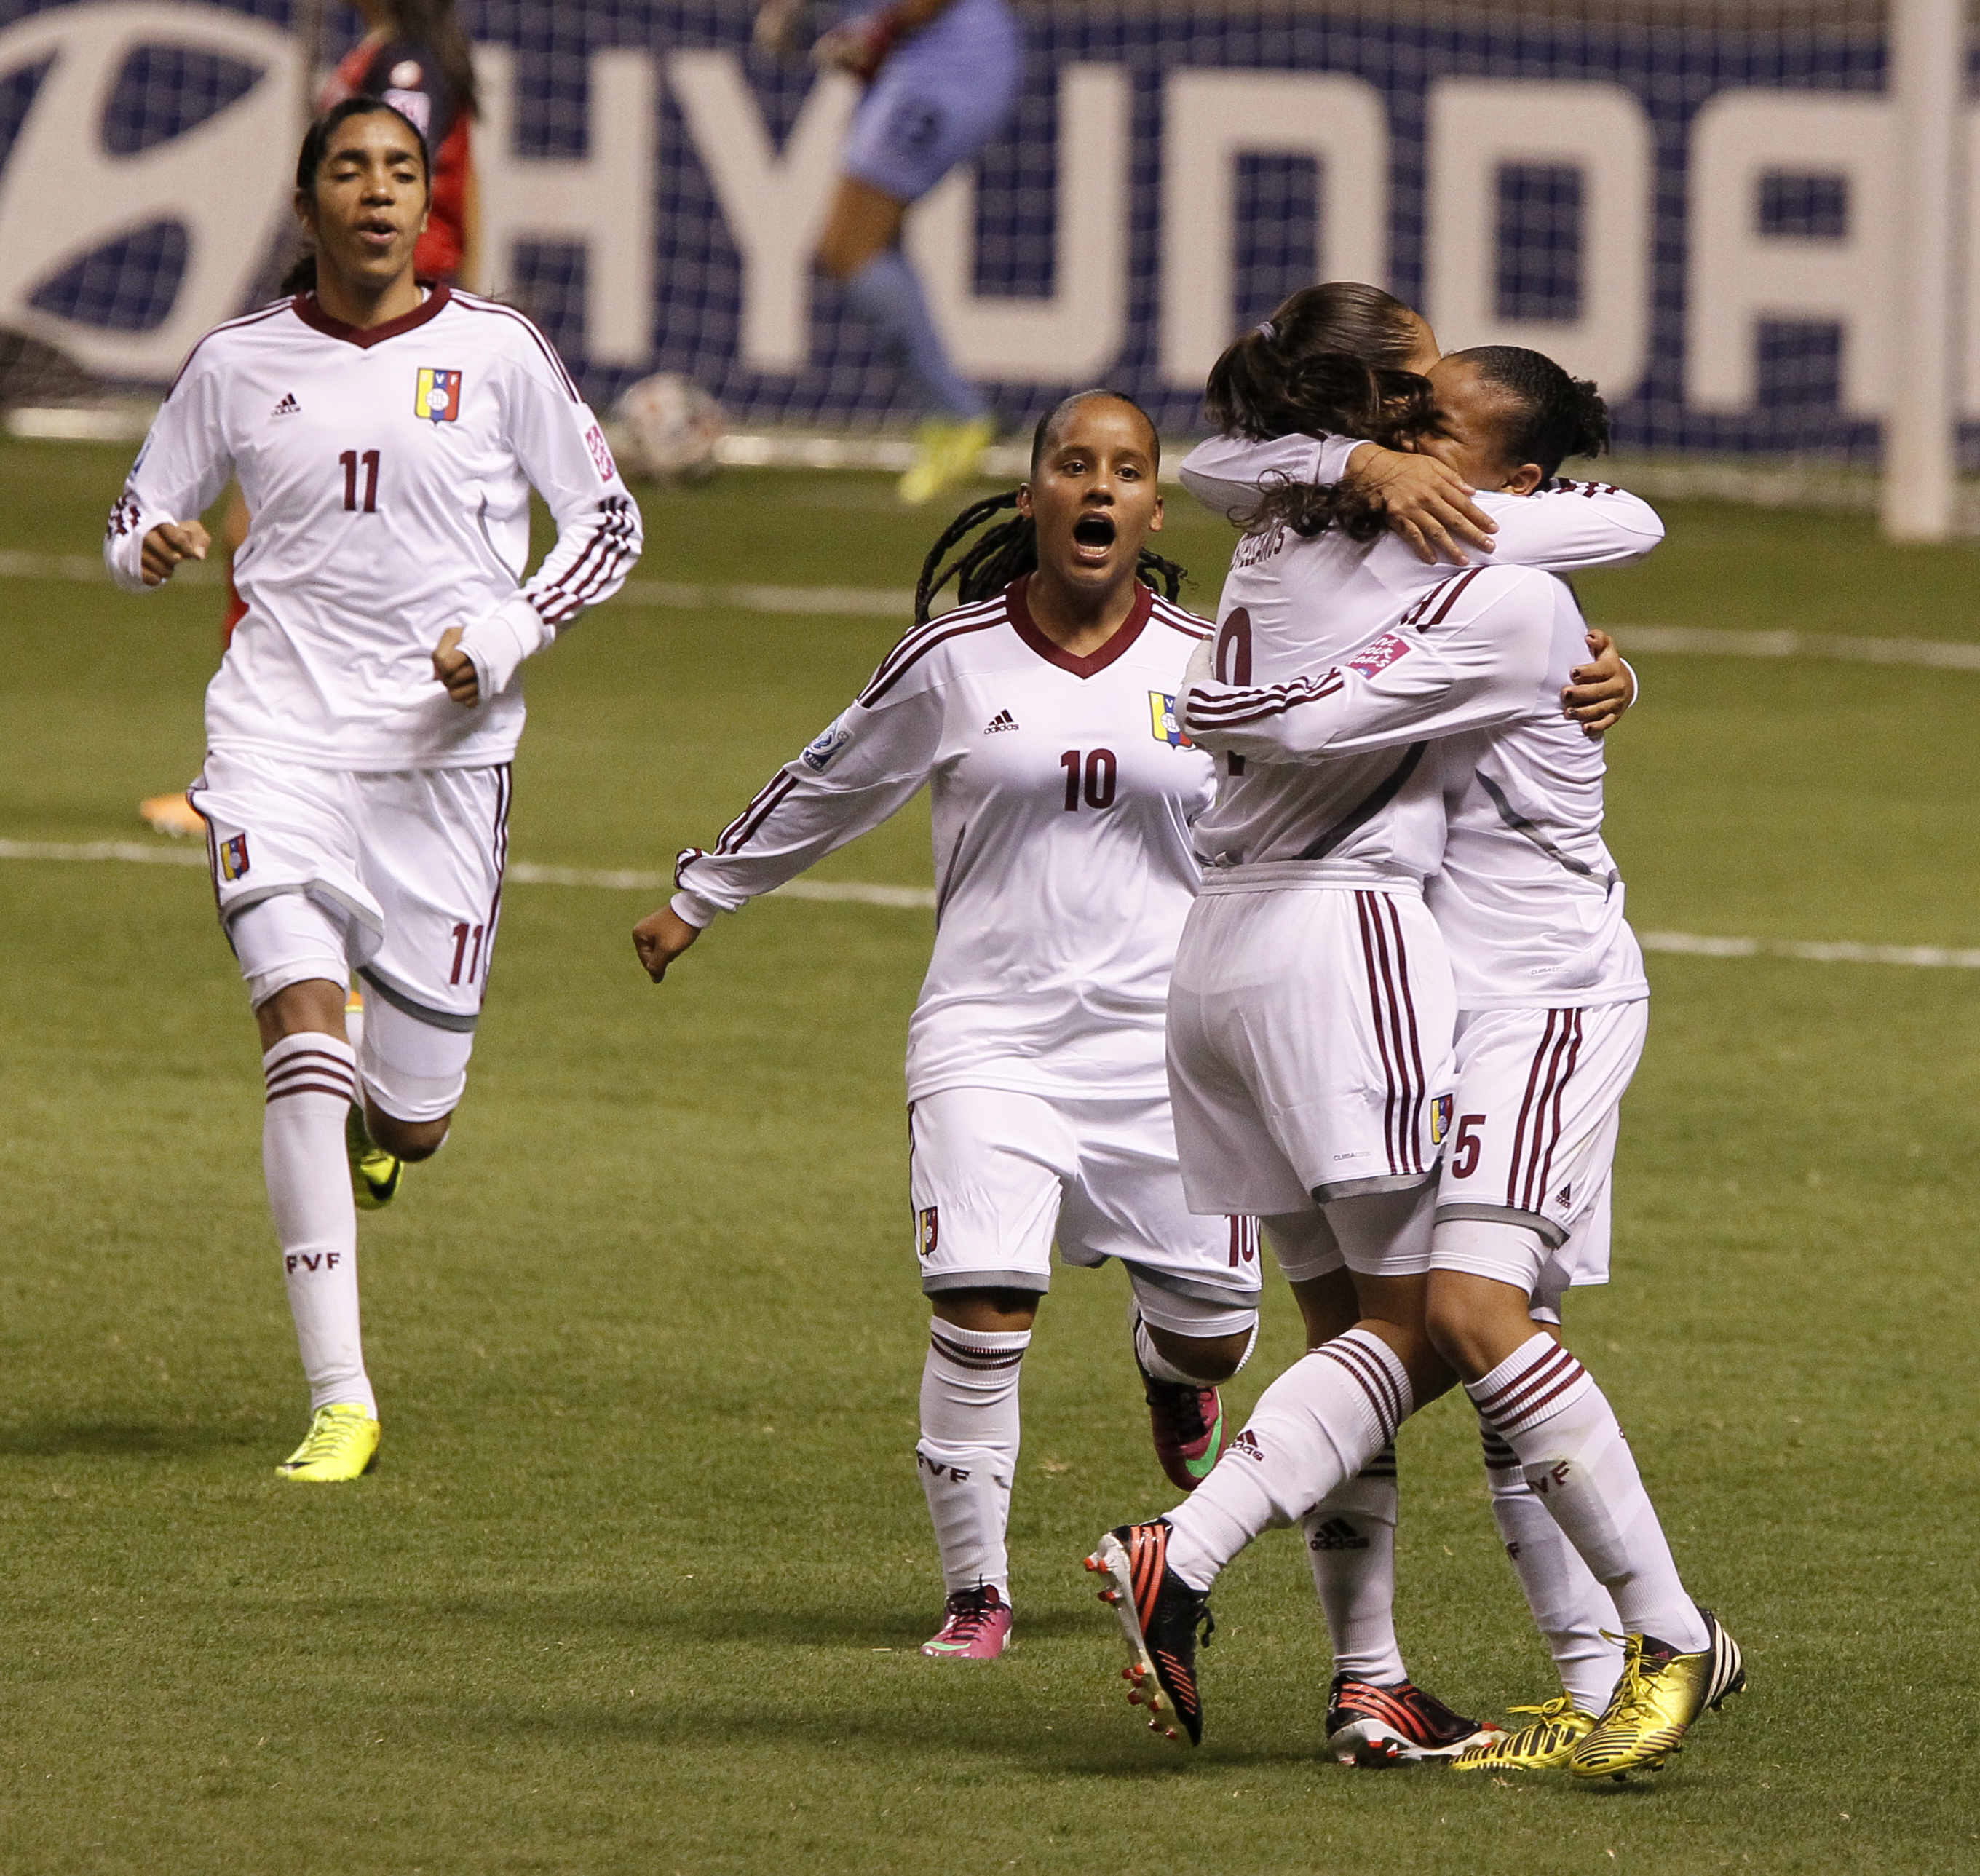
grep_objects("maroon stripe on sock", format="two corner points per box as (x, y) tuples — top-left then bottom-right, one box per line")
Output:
(1473, 1342), (1575, 1417)
(266, 1080), (358, 1103)
(1320, 1337), (1405, 1438)
(930, 1331), (1026, 1371)
(1479, 1351), (1588, 1433)
(1495, 1363), (1591, 1434)
(264, 1066), (357, 1099)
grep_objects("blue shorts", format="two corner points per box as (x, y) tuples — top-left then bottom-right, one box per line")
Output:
(841, 0), (1022, 204)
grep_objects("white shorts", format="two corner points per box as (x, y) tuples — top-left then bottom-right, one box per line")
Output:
(1431, 1000), (1647, 1300)
(906, 1086), (1262, 1333)
(1166, 883), (1458, 1216)
(191, 748), (511, 1120)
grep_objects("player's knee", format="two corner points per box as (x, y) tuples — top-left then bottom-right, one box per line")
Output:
(366, 1105), (451, 1162)
(1424, 1269), (1526, 1381)
(1146, 1321), (1251, 1385)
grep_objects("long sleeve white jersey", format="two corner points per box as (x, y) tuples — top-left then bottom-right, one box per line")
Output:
(1176, 433), (1662, 882)
(673, 578), (1219, 1101)
(105, 285), (642, 769)
(1180, 563), (1647, 1010)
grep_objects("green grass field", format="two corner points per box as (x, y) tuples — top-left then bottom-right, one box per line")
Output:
(2, 438), (1977, 1872)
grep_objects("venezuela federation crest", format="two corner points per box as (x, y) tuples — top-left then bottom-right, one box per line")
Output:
(414, 367), (462, 423)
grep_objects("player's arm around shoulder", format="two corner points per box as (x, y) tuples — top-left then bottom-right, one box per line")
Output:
(1487, 477), (1665, 574)
(436, 314), (644, 707)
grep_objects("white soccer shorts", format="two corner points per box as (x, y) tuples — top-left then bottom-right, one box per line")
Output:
(1166, 882), (1458, 1216)
(906, 1085), (1263, 1332)
(191, 748), (510, 1120)
(1431, 999), (1649, 1302)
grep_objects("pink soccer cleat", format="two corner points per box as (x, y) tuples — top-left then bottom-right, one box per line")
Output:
(920, 1583), (1013, 1659)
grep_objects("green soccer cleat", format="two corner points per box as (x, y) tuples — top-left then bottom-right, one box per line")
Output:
(1449, 1695), (1596, 1773)
(346, 1103), (402, 1211)
(275, 1404), (381, 1483)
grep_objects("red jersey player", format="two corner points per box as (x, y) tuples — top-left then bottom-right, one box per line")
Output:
(106, 99), (641, 1482)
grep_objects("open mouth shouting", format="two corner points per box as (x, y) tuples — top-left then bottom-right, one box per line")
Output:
(1071, 510), (1117, 565)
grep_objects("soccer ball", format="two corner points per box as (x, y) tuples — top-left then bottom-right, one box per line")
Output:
(613, 372), (726, 484)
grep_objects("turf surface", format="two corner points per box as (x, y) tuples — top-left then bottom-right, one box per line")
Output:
(1, 442), (1977, 1872)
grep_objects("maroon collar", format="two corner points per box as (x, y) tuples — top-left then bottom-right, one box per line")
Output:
(291, 281), (451, 348)
(1006, 574), (1152, 678)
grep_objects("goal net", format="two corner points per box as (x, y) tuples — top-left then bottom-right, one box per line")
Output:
(0, 1), (1966, 523)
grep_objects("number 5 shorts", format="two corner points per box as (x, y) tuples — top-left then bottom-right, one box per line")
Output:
(190, 747), (512, 1122)
(1165, 881), (1459, 1222)
(1431, 999), (1650, 1313)
(906, 1085), (1262, 1336)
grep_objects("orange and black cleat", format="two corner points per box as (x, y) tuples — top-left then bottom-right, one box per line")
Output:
(1083, 1519), (1213, 1747)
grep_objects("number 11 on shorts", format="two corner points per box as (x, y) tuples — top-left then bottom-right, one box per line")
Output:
(448, 921), (486, 986)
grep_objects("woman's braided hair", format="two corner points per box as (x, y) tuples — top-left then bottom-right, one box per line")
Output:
(1205, 280), (1441, 542)
(912, 392), (1189, 625)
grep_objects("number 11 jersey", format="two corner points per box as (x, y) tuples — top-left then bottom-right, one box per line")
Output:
(105, 285), (640, 770)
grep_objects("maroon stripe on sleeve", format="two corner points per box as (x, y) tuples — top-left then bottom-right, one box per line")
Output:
(716, 772), (799, 856)
(450, 291), (582, 398)
(1423, 565), (1487, 628)
(858, 614), (1005, 706)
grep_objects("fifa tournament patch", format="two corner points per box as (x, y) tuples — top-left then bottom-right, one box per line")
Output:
(916, 1206), (939, 1258)
(218, 834), (250, 882)
(585, 423), (617, 481)
(1148, 691), (1193, 748)
(1429, 1093), (1454, 1146)
(1347, 633), (1414, 680)
(801, 716), (854, 772)
(414, 367), (462, 424)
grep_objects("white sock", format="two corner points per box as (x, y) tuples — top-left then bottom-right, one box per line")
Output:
(262, 1034), (374, 1417)
(916, 1321), (1029, 1598)
(1303, 1443), (1405, 1684)
(1481, 1419), (1624, 1712)
(1468, 1334), (1706, 1653)
(1163, 1329), (1411, 1593)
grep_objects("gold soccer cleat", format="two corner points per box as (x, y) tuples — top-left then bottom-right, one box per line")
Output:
(345, 1103), (402, 1211)
(898, 416), (996, 507)
(1449, 1695), (1596, 1773)
(1568, 1611), (1745, 1781)
(275, 1404), (381, 1483)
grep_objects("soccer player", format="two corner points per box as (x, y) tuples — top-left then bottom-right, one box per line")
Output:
(138, 0), (482, 841)
(1088, 347), (1742, 1782)
(1162, 282), (1655, 1766)
(633, 392), (1263, 1660)
(753, 0), (1021, 504)
(104, 98), (642, 1481)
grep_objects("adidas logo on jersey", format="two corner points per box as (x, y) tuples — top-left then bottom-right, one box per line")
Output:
(271, 392), (301, 418)
(1307, 1516), (1371, 1553)
(983, 709), (1018, 734)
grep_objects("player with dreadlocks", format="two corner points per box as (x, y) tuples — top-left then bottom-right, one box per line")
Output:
(633, 391), (1261, 1660)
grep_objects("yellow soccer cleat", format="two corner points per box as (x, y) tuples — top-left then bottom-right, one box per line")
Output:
(346, 1103), (402, 1211)
(275, 1404), (381, 1482)
(898, 415), (997, 507)
(1449, 1695), (1596, 1773)
(1568, 1611), (1745, 1781)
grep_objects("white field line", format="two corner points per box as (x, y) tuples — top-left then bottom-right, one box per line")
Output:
(7, 545), (1980, 662)
(4, 836), (1976, 967)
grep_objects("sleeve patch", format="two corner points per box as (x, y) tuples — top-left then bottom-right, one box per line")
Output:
(1346, 633), (1414, 679)
(800, 715), (855, 772)
(585, 423), (617, 482)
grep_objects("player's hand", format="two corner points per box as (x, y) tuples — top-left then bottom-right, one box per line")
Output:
(140, 520), (210, 587)
(432, 626), (480, 708)
(1564, 628), (1634, 739)
(1344, 444), (1496, 566)
(633, 904), (702, 983)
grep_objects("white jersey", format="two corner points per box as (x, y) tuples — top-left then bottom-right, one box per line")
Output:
(1176, 433), (1662, 880)
(105, 285), (642, 769)
(673, 577), (1218, 1101)
(1179, 563), (1647, 1010)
